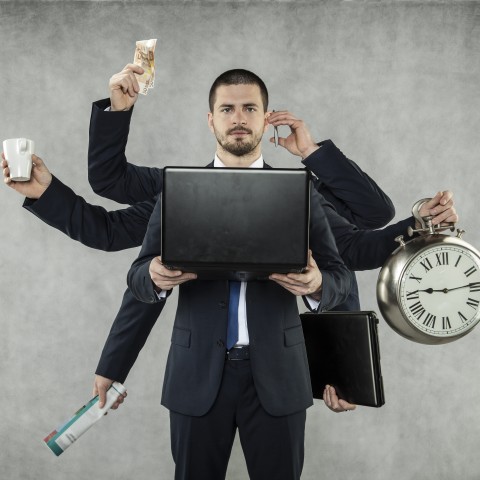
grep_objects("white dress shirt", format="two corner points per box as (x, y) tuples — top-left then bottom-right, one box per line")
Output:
(213, 154), (264, 345)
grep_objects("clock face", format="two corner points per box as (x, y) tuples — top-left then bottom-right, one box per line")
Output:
(399, 244), (480, 337)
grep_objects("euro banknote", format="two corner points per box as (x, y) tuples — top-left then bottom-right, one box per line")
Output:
(133, 38), (157, 95)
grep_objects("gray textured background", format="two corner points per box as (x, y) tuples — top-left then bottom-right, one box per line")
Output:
(1, 1), (479, 479)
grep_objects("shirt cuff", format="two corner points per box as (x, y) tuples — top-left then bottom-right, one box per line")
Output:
(305, 295), (320, 311)
(156, 289), (168, 299)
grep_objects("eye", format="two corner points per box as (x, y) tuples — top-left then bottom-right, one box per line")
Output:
(220, 107), (232, 113)
(246, 107), (256, 112)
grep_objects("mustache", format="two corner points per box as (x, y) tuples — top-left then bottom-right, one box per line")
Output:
(227, 126), (252, 135)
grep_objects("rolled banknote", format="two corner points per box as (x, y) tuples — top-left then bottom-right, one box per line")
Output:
(133, 38), (157, 95)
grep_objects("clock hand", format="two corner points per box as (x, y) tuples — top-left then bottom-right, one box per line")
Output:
(418, 288), (447, 294)
(418, 284), (476, 294)
(445, 283), (476, 292)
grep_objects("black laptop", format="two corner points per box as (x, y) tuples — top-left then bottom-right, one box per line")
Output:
(300, 311), (385, 408)
(161, 166), (310, 280)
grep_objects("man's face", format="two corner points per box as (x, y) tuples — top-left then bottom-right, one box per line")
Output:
(208, 84), (269, 157)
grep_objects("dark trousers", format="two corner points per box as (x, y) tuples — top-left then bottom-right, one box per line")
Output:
(170, 359), (306, 480)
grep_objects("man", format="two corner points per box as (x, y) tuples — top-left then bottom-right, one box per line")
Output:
(98, 68), (457, 479)
(123, 71), (350, 480)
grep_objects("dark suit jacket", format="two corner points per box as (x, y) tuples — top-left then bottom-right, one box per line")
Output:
(127, 177), (352, 416)
(22, 99), (414, 389)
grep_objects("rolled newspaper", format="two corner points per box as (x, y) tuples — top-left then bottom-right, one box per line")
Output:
(133, 38), (157, 95)
(43, 382), (126, 456)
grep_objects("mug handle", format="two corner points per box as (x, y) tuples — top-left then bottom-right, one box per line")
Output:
(18, 138), (27, 154)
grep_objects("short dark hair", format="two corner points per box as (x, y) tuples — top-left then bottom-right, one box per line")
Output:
(209, 69), (269, 112)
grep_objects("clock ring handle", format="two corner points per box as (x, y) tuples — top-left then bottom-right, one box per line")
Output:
(408, 197), (456, 237)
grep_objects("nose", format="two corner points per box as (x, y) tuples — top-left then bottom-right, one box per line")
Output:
(232, 110), (247, 125)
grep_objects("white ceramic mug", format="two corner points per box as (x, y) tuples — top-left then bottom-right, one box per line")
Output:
(2, 138), (35, 181)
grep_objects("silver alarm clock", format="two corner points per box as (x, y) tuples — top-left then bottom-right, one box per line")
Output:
(377, 199), (480, 344)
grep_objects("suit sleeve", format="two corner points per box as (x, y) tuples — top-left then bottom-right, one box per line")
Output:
(88, 98), (163, 205)
(22, 175), (153, 251)
(303, 140), (395, 229)
(95, 288), (165, 383)
(307, 189), (352, 312)
(321, 195), (416, 271)
(127, 195), (165, 303)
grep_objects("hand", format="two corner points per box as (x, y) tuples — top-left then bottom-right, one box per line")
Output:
(269, 250), (323, 297)
(109, 64), (144, 112)
(323, 385), (357, 413)
(149, 256), (197, 291)
(417, 191), (458, 227)
(2, 153), (52, 199)
(267, 110), (319, 159)
(93, 375), (127, 410)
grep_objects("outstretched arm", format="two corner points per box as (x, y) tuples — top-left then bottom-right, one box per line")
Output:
(88, 98), (163, 205)
(95, 288), (164, 382)
(88, 65), (163, 205)
(267, 111), (395, 228)
(303, 141), (395, 229)
(3, 154), (153, 251)
(324, 190), (458, 272)
(93, 287), (165, 408)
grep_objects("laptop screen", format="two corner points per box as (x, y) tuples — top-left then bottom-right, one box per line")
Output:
(161, 167), (310, 280)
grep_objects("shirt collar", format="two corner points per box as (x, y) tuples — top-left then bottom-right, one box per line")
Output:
(214, 154), (264, 169)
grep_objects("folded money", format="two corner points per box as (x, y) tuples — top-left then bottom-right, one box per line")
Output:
(133, 38), (157, 95)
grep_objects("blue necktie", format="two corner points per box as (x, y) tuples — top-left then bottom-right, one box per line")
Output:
(226, 281), (241, 350)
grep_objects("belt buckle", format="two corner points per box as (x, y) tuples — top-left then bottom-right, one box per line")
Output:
(226, 346), (249, 361)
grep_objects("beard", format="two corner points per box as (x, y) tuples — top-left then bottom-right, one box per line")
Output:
(213, 126), (263, 157)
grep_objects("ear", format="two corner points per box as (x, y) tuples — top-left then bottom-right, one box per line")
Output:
(207, 112), (215, 134)
(263, 110), (273, 133)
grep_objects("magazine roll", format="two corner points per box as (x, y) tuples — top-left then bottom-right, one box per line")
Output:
(43, 382), (126, 456)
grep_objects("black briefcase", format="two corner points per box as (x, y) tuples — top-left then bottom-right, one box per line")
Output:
(300, 311), (385, 408)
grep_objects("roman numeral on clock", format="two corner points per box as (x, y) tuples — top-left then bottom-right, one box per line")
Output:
(406, 291), (419, 300)
(423, 313), (436, 328)
(470, 282), (480, 293)
(442, 316), (451, 330)
(435, 252), (449, 266)
(420, 258), (433, 272)
(409, 274), (422, 284)
(464, 266), (477, 278)
(466, 297), (480, 309)
(410, 301), (425, 320)
(458, 311), (468, 323)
